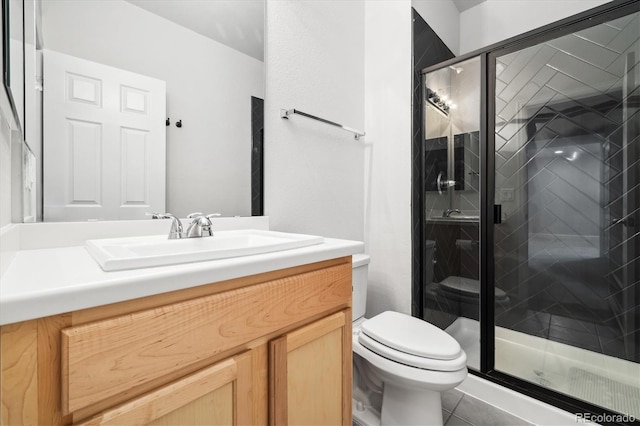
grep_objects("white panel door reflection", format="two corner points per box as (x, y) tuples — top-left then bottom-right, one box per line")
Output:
(44, 50), (166, 221)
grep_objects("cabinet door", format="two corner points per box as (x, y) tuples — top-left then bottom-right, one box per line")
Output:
(269, 310), (352, 426)
(74, 351), (253, 426)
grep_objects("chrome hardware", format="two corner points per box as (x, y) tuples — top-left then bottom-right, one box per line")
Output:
(443, 208), (462, 218)
(436, 171), (456, 195)
(185, 212), (221, 238)
(148, 212), (184, 239)
(281, 108), (365, 140)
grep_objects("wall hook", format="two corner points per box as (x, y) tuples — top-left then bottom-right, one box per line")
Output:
(166, 118), (170, 126)
(176, 120), (182, 128)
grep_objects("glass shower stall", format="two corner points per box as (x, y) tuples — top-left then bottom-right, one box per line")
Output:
(419, 1), (639, 420)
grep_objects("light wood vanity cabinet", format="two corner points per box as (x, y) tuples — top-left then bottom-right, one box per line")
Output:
(270, 311), (352, 425)
(1, 257), (353, 426)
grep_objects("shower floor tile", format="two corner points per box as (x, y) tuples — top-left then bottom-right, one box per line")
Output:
(548, 325), (602, 352)
(549, 315), (597, 333)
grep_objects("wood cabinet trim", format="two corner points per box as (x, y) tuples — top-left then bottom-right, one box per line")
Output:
(234, 351), (254, 426)
(268, 336), (288, 426)
(286, 311), (346, 352)
(342, 308), (353, 426)
(0, 320), (39, 426)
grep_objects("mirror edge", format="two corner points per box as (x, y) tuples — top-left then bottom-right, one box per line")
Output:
(1, 0), (24, 138)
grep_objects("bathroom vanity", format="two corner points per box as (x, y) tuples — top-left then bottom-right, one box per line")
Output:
(0, 220), (362, 425)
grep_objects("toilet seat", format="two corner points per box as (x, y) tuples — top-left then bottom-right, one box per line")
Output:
(439, 276), (509, 301)
(358, 332), (467, 371)
(358, 311), (467, 372)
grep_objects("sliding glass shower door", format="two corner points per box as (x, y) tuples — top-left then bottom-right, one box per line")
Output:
(491, 10), (639, 417)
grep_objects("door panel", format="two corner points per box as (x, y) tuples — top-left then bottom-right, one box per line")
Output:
(491, 10), (640, 418)
(44, 49), (166, 221)
(73, 352), (253, 426)
(269, 311), (351, 426)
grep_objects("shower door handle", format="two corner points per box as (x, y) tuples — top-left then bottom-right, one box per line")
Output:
(436, 171), (456, 195)
(494, 204), (502, 224)
(437, 171), (445, 195)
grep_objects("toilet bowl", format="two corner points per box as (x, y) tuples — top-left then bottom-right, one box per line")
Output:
(422, 240), (511, 321)
(437, 276), (511, 320)
(352, 255), (467, 426)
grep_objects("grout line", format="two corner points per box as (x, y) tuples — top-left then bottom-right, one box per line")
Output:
(451, 394), (465, 414)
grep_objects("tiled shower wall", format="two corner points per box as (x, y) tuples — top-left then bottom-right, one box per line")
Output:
(493, 12), (640, 362)
(411, 8), (455, 316)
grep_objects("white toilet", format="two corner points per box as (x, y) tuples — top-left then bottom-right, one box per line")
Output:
(352, 254), (467, 426)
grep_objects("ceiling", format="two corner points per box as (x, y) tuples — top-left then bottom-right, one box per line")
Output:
(125, 0), (484, 61)
(125, 0), (265, 61)
(451, 0), (487, 12)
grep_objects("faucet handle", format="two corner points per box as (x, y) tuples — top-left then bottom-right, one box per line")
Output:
(147, 212), (166, 219)
(147, 212), (184, 239)
(147, 212), (179, 221)
(206, 213), (221, 219)
(187, 212), (204, 219)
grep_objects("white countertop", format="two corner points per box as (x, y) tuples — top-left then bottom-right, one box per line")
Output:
(0, 220), (364, 325)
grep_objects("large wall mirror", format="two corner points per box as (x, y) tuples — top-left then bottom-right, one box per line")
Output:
(423, 56), (481, 217)
(11, 0), (265, 222)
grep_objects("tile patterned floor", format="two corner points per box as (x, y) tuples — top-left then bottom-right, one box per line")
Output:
(500, 310), (629, 359)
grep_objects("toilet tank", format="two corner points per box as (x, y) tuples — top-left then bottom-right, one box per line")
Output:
(352, 254), (370, 321)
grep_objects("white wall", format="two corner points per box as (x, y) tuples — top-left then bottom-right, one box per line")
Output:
(264, 0), (365, 241)
(460, 0), (612, 54)
(41, 0), (264, 218)
(412, 0), (460, 55)
(364, 1), (413, 316)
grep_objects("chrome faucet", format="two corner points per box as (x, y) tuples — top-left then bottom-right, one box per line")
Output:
(148, 213), (184, 239)
(443, 208), (461, 218)
(185, 212), (221, 238)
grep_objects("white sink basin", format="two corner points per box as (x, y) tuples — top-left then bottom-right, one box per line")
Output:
(86, 229), (324, 271)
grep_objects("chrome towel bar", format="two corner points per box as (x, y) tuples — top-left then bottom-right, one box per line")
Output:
(280, 108), (365, 140)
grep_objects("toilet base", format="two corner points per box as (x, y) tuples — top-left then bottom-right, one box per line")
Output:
(381, 383), (443, 426)
(352, 397), (381, 426)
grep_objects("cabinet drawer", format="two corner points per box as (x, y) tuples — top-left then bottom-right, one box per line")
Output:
(61, 262), (351, 414)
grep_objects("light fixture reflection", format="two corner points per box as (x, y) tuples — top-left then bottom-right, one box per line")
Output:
(426, 87), (453, 116)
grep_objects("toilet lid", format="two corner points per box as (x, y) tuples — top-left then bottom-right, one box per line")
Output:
(360, 311), (462, 361)
(358, 331), (467, 371)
